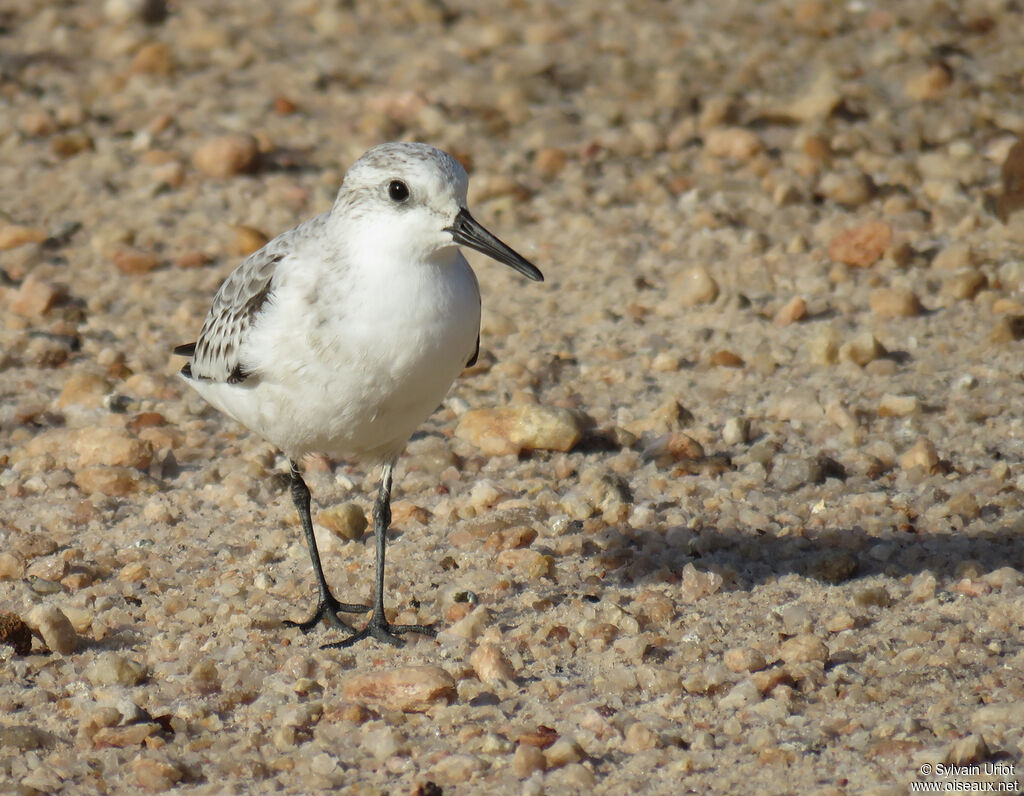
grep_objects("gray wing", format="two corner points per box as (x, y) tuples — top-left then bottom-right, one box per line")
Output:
(176, 213), (329, 383)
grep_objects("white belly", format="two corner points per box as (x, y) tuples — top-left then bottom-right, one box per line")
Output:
(190, 253), (480, 463)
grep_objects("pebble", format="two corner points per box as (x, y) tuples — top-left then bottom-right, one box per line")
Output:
(774, 296), (806, 326)
(931, 242), (974, 270)
(771, 455), (822, 492)
(74, 466), (141, 496)
(74, 427), (154, 469)
(778, 634), (829, 664)
(231, 225), (270, 256)
(710, 350), (744, 368)
(674, 265), (719, 306)
(904, 63), (953, 101)
(58, 372), (112, 409)
(719, 679), (762, 709)
(723, 647), (767, 673)
(512, 743), (547, 777)
(679, 563), (723, 602)
(0, 612), (33, 655)
(544, 739), (584, 768)
(946, 734), (988, 765)
(942, 271), (987, 300)
(877, 394), (918, 417)
(870, 287), (923, 318)
(318, 502), (368, 541)
(839, 332), (885, 366)
(990, 315), (1024, 343)
(437, 605), (491, 643)
(192, 133), (260, 178)
(780, 604), (813, 635)
(9, 273), (63, 317)
(900, 438), (940, 473)
(342, 666), (456, 712)
(0, 224), (46, 250)
(130, 42), (175, 76)
(112, 248), (161, 275)
(454, 405), (584, 456)
(27, 604), (80, 654)
(721, 417), (749, 446)
(470, 642), (516, 686)
(622, 722), (661, 753)
(86, 652), (148, 686)
(827, 222), (892, 268)
(0, 551), (27, 580)
(131, 758), (183, 792)
(819, 171), (875, 206)
(704, 127), (763, 161)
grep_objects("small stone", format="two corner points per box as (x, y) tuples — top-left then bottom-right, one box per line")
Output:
(623, 722), (661, 753)
(840, 332), (885, 366)
(878, 394), (919, 417)
(776, 71), (841, 122)
(534, 147), (568, 177)
(778, 634), (829, 664)
(870, 287), (923, 318)
(781, 604), (813, 635)
(931, 242), (974, 270)
(518, 726), (558, 749)
(130, 42), (175, 76)
(193, 133), (260, 178)
(905, 63), (953, 101)
(0, 612), (33, 655)
(1000, 140), (1024, 197)
(674, 265), (719, 306)
(26, 555), (67, 582)
(51, 132), (93, 157)
(642, 432), (704, 466)
(112, 248), (160, 275)
(808, 327), (841, 365)
(990, 315), (1024, 342)
(93, 723), (160, 749)
(719, 679), (762, 709)
(437, 605), (491, 643)
(0, 224), (46, 250)
(58, 372), (111, 409)
(825, 611), (856, 633)
(724, 647), (767, 673)
(74, 466), (141, 496)
(342, 666), (456, 712)
(496, 548), (553, 578)
(721, 417), (749, 446)
(131, 758), (183, 792)
(27, 604), (79, 654)
(512, 743), (547, 777)
(774, 296), (806, 326)
(710, 350), (744, 368)
(74, 427), (154, 469)
(946, 734), (989, 766)
(900, 438), (940, 473)
(0, 551), (26, 580)
(771, 455), (821, 492)
(679, 563), (723, 602)
(948, 491), (981, 520)
(544, 739), (584, 769)
(87, 652), (148, 686)
(942, 271), (987, 300)
(470, 642), (516, 686)
(951, 578), (991, 597)
(190, 659), (221, 694)
(704, 127), (763, 161)
(9, 273), (63, 317)
(481, 525), (537, 552)
(454, 405), (584, 456)
(319, 502), (367, 541)
(828, 222), (892, 267)
(819, 171), (875, 206)
(231, 225), (269, 256)
(909, 571), (937, 602)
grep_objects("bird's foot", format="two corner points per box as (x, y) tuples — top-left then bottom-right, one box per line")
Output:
(321, 613), (436, 649)
(284, 594), (369, 633)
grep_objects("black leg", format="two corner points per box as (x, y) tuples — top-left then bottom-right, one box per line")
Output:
(283, 461), (367, 632)
(323, 462), (435, 649)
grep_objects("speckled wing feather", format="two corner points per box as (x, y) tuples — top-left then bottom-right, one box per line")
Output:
(176, 214), (326, 383)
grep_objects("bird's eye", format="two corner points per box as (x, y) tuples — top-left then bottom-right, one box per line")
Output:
(388, 180), (410, 202)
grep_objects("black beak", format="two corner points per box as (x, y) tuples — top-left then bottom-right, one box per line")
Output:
(446, 208), (543, 282)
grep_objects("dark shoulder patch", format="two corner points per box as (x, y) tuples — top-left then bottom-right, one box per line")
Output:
(174, 342), (197, 356)
(227, 363), (250, 384)
(180, 362), (192, 378)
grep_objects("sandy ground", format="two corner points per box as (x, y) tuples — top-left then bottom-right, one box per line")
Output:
(2, 0), (1024, 793)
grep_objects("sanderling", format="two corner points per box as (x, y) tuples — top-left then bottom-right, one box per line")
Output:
(174, 142), (543, 647)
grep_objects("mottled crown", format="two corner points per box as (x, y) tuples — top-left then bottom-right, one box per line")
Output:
(338, 142), (469, 209)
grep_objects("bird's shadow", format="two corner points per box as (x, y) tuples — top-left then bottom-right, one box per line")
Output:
(594, 520), (1023, 592)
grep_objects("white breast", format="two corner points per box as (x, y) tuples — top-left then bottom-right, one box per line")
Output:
(193, 249), (481, 463)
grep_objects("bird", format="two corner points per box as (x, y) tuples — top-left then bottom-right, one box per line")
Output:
(173, 142), (543, 648)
